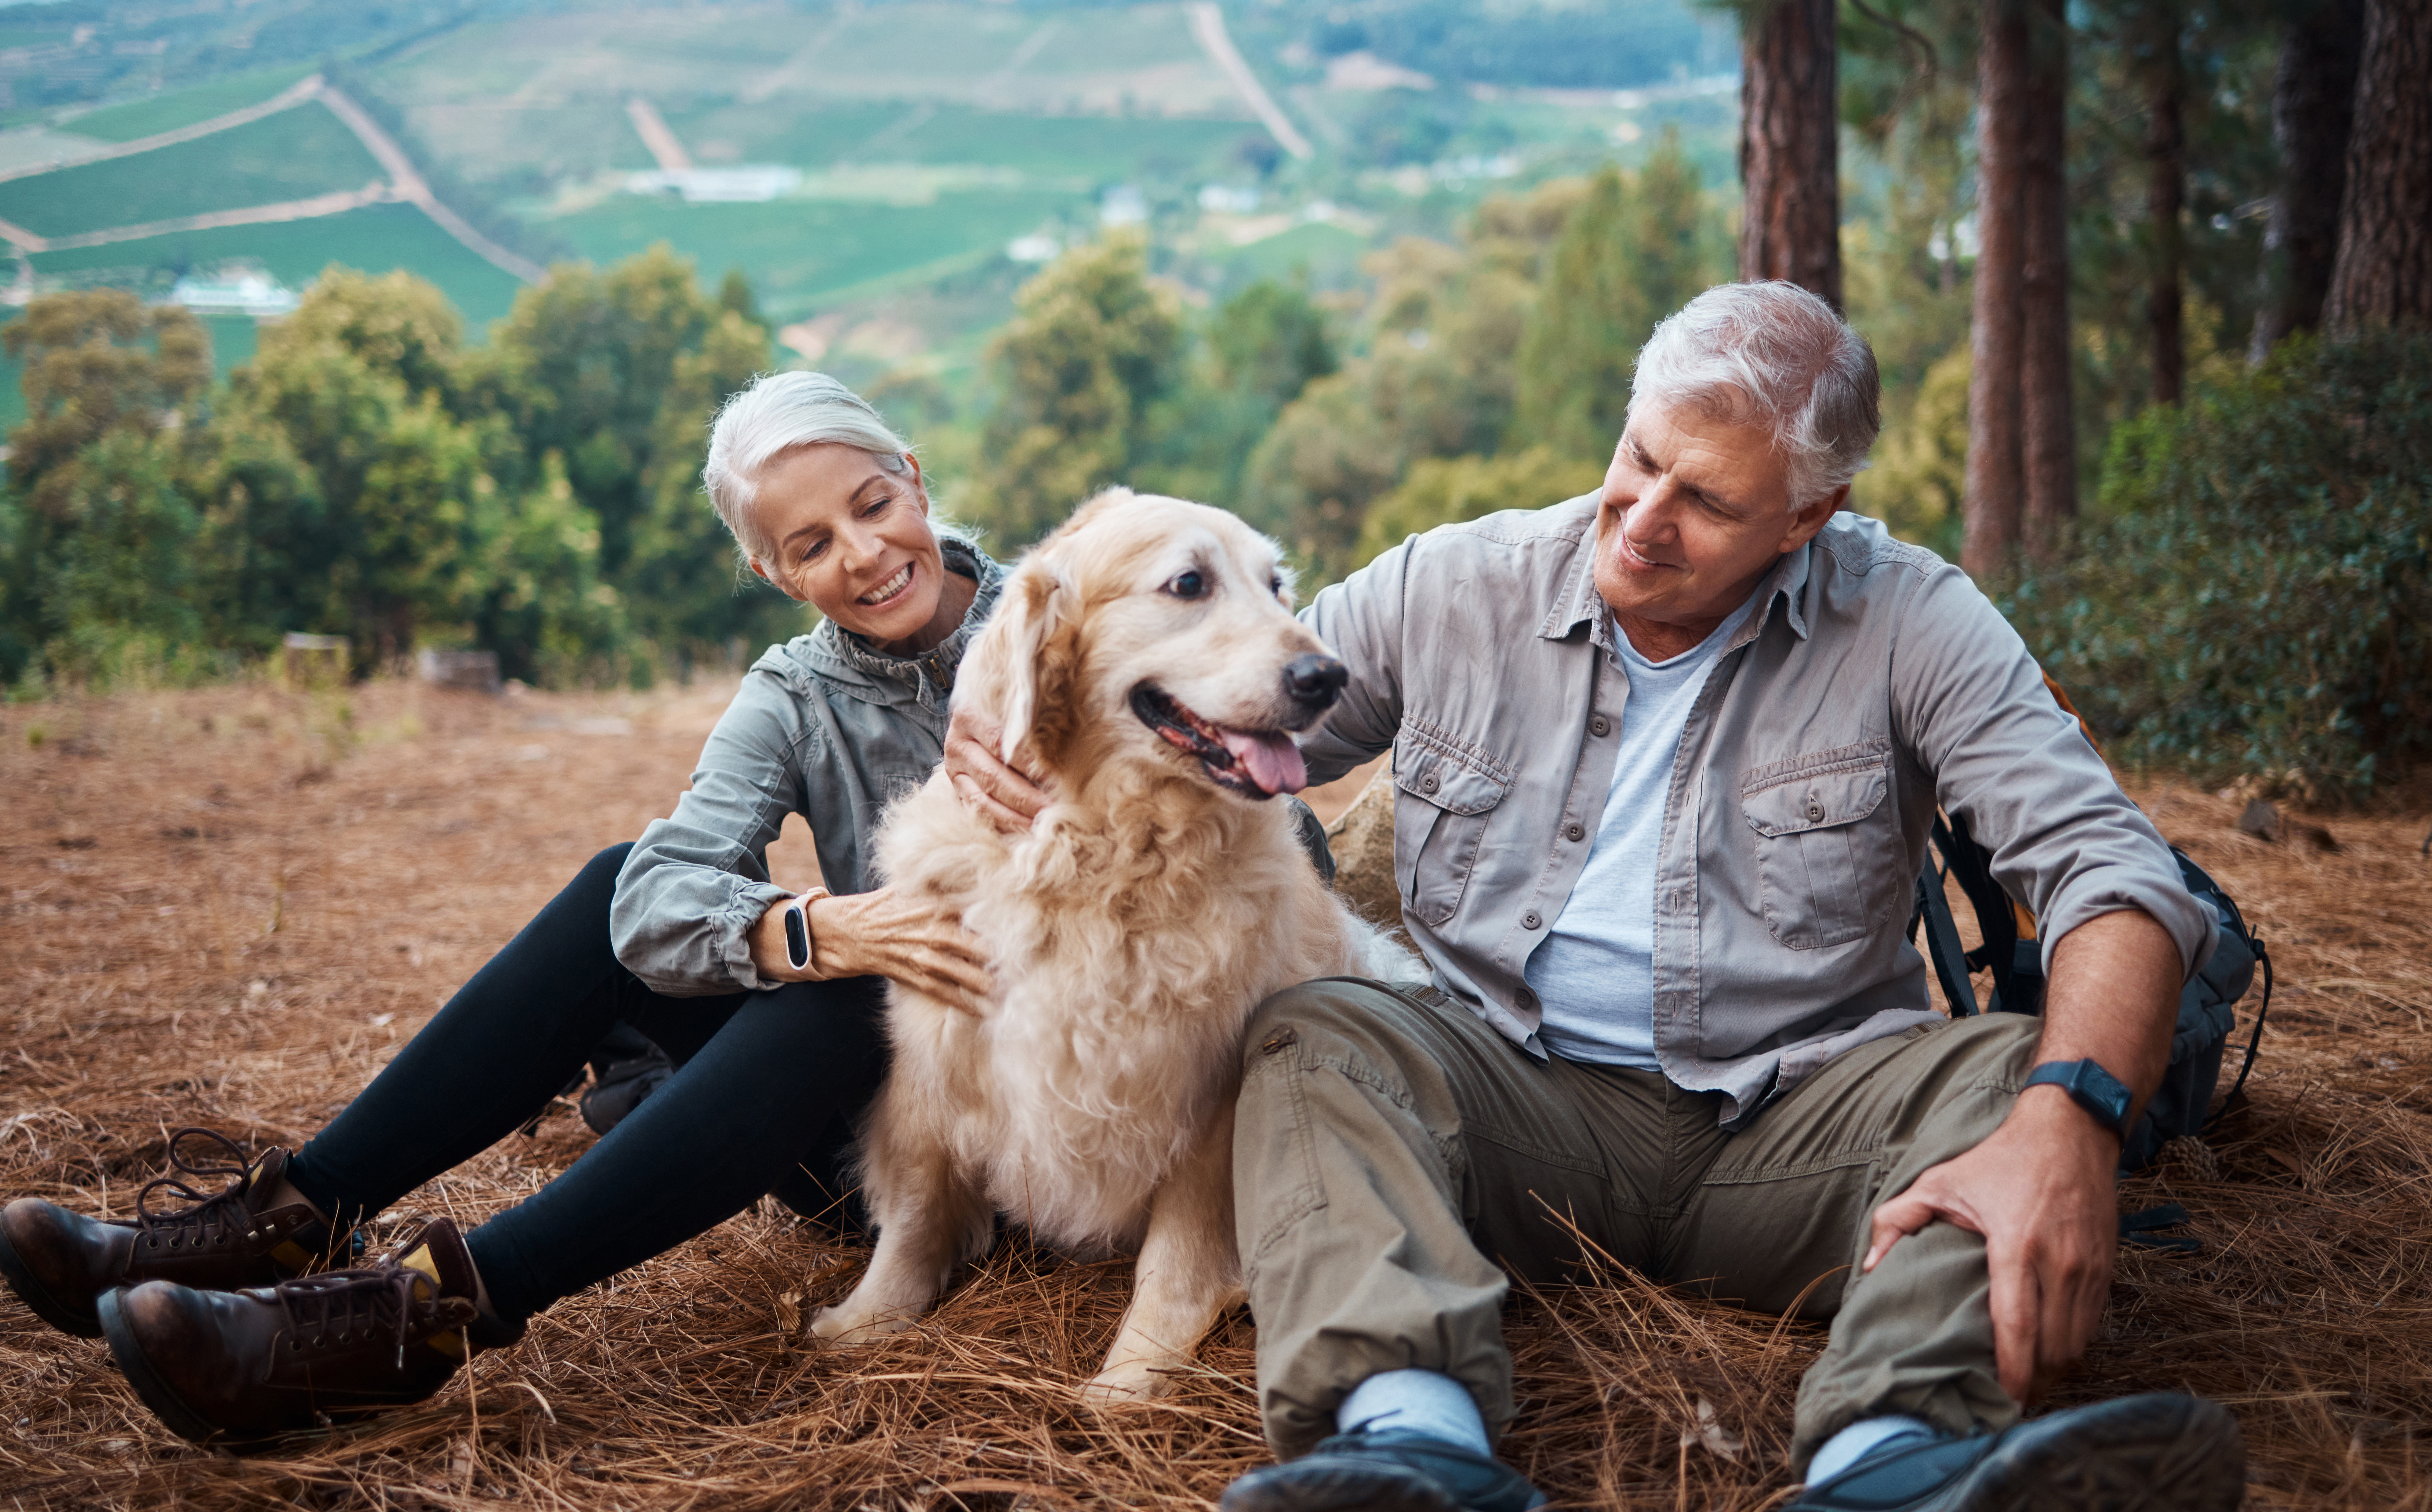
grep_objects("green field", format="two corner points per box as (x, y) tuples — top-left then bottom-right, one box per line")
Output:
(65, 65), (321, 145)
(0, 103), (384, 239)
(1211, 221), (1371, 289)
(376, 2), (1241, 125)
(29, 202), (529, 329)
(550, 189), (1073, 318)
(659, 100), (1255, 181)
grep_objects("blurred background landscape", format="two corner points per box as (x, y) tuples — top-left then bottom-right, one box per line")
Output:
(0, 0), (2423, 797)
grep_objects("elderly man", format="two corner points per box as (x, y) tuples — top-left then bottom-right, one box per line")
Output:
(951, 281), (2242, 1512)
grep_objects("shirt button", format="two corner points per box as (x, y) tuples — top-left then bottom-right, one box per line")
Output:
(1589, 716), (1610, 737)
(1420, 772), (1439, 793)
(1564, 822), (1585, 841)
(1522, 910), (1543, 929)
(1806, 796), (1826, 822)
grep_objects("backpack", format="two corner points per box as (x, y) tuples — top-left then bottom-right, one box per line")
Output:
(1907, 678), (2272, 1181)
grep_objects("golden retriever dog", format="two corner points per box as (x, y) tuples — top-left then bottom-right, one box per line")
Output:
(810, 488), (1413, 1399)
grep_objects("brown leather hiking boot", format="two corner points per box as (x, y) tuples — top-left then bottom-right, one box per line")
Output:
(0, 1128), (336, 1338)
(99, 1215), (522, 1444)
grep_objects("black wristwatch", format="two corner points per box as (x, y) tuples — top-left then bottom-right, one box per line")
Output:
(781, 888), (830, 974)
(2022, 1058), (2134, 1141)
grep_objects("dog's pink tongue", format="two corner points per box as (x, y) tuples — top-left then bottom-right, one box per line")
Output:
(1220, 729), (1309, 796)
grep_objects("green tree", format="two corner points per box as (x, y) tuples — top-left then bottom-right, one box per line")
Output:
(974, 231), (1186, 545)
(623, 309), (806, 659)
(267, 265), (466, 407)
(1352, 447), (1609, 568)
(469, 244), (737, 577)
(1208, 279), (1337, 411)
(0, 291), (210, 679)
(1513, 131), (1722, 466)
(472, 452), (631, 686)
(1129, 278), (1338, 510)
(1242, 180), (1580, 582)
(201, 334), (496, 669)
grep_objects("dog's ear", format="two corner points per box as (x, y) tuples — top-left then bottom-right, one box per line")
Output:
(990, 557), (1080, 767)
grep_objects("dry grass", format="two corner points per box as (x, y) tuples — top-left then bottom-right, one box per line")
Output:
(1, 679), (2427, 1510)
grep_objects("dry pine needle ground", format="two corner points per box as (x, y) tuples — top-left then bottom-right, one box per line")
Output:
(0, 679), (2427, 1510)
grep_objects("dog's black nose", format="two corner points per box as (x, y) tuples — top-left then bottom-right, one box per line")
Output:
(1283, 653), (1349, 709)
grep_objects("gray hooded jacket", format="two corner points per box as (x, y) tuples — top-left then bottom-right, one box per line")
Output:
(610, 537), (1005, 996)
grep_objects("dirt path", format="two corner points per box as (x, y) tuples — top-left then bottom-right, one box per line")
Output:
(315, 85), (546, 284)
(0, 678), (2426, 1510)
(0, 75), (325, 190)
(1185, 2), (1312, 161)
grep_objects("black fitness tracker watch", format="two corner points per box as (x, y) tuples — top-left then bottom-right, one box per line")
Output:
(2022, 1058), (2134, 1141)
(781, 888), (829, 973)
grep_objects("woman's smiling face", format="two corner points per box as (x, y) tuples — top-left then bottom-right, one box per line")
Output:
(747, 442), (956, 653)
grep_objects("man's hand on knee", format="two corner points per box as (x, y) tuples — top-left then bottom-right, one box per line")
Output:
(1861, 1089), (2118, 1406)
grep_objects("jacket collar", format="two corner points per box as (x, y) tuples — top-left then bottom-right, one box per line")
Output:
(788, 535), (1005, 709)
(1544, 513), (1815, 650)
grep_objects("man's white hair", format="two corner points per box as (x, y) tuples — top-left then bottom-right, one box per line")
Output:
(1628, 281), (1882, 508)
(702, 370), (917, 563)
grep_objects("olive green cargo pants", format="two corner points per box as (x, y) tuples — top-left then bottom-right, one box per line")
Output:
(1233, 978), (2045, 1469)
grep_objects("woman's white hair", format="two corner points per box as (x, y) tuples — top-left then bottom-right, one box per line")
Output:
(1628, 281), (1882, 508)
(702, 370), (918, 563)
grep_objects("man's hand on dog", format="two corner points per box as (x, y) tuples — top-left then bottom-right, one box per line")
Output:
(945, 705), (1053, 832)
(750, 886), (993, 1012)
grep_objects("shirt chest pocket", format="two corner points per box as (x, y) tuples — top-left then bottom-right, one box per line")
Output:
(1393, 742), (1510, 929)
(1741, 751), (1905, 950)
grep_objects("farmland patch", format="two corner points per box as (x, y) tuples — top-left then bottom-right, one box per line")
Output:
(0, 101), (383, 239)
(29, 202), (527, 330)
(63, 64), (320, 144)
(550, 188), (1069, 317)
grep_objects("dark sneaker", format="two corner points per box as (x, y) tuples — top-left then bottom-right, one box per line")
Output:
(1220, 1428), (1549, 1512)
(1791, 1393), (2245, 1511)
(98, 1216), (521, 1445)
(0, 1128), (336, 1338)
(579, 1027), (674, 1135)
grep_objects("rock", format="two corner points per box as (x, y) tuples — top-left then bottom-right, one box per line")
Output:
(2235, 798), (2282, 842)
(1324, 767), (1408, 946)
(417, 648), (502, 695)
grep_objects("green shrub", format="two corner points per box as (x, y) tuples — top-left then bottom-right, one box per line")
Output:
(2005, 332), (2432, 797)
(1352, 447), (1606, 570)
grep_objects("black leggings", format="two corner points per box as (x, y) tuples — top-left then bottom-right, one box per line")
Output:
(281, 843), (887, 1326)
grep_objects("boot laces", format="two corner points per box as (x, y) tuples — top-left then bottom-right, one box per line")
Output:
(133, 1127), (270, 1246)
(270, 1258), (451, 1369)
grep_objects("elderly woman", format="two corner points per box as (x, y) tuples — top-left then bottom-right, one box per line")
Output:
(0, 372), (1002, 1441)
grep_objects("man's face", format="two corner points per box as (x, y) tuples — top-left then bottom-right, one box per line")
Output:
(1591, 399), (1842, 643)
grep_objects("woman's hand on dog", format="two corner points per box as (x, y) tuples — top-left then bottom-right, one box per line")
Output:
(944, 705), (1054, 833)
(750, 886), (994, 1012)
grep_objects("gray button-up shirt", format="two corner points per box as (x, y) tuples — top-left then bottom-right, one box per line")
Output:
(610, 538), (1005, 997)
(1300, 497), (2213, 1124)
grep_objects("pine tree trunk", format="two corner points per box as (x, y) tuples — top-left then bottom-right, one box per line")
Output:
(2252, 0), (2364, 355)
(2326, 0), (2432, 331)
(1739, 0), (1844, 309)
(2145, 7), (2185, 406)
(1963, 0), (2028, 579)
(2021, 0), (2075, 558)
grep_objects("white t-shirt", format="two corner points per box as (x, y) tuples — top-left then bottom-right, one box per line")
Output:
(1523, 588), (1764, 1068)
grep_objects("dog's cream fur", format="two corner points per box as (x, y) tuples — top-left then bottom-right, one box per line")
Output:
(810, 489), (1410, 1399)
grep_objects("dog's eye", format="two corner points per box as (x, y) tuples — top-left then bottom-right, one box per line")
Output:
(1269, 574), (1284, 597)
(1165, 570), (1207, 600)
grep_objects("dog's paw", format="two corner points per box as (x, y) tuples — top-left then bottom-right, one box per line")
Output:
(1081, 1361), (1174, 1404)
(807, 1304), (915, 1347)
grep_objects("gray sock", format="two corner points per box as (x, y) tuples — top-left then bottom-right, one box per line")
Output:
(1336, 1368), (1491, 1455)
